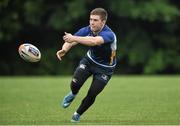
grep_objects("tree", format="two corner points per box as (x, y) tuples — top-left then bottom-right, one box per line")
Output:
(0, 0), (180, 75)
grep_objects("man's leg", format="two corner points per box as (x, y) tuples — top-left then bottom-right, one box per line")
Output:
(62, 60), (91, 108)
(76, 77), (108, 115)
(71, 77), (108, 122)
(71, 60), (114, 122)
(70, 64), (91, 95)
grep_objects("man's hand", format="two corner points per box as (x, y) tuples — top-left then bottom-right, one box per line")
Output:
(63, 32), (75, 43)
(56, 49), (66, 61)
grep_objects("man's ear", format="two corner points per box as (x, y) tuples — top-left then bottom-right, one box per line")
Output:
(102, 20), (106, 25)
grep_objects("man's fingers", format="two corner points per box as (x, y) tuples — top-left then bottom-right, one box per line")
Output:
(56, 54), (61, 60)
(64, 32), (67, 34)
(56, 49), (67, 61)
(63, 37), (68, 41)
(63, 34), (69, 42)
(56, 51), (62, 61)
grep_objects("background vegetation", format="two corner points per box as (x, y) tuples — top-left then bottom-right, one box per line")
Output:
(0, 0), (180, 75)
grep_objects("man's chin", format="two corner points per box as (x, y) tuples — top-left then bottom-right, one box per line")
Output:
(91, 28), (98, 32)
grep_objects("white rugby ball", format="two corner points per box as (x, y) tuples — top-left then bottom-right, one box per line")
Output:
(18, 43), (41, 62)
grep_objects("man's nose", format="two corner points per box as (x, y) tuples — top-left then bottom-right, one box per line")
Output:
(91, 21), (94, 25)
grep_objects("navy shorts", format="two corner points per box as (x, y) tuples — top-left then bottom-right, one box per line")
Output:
(74, 56), (115, 85)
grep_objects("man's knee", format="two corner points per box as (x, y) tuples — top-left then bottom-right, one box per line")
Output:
(71, 73), (88, 94)
(71, 77), (82, 90)
(73, 66), (91, 86)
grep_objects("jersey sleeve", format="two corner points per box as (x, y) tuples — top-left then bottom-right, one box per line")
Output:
(74, 27), (89, 36)
(99, 31), (115, 43)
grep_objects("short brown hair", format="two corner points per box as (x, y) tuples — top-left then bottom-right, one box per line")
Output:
(90, 8), (108, 21)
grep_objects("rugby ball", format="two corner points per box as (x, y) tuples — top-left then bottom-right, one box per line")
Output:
(18, 43), (41, 62)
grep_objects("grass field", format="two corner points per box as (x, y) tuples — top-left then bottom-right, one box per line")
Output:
(0, 76), (180, 125)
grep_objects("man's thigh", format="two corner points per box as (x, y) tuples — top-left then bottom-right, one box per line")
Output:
(73, 57), (92, 85)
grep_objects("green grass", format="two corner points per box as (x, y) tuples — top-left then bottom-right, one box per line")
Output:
(0, 76), (180, 125)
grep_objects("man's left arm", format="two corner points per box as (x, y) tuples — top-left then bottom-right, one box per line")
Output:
(63, 32), (104, 46)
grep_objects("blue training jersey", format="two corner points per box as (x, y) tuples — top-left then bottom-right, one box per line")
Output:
(74, 25), (117, 68)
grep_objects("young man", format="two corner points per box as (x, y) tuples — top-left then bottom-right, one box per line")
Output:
(56, 8), (117, 122)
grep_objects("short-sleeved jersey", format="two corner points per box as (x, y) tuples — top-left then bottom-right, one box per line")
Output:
(74, 25), (117, 68)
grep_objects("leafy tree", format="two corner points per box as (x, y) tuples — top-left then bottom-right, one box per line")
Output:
(0, 0), (180, 75)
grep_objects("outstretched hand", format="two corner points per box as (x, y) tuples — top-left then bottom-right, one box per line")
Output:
(56, 49), (66, 61)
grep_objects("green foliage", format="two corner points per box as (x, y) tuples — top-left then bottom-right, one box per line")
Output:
(0, 0), (9, 8)
(0, 0), (180, 75)
(48, 0), (86, 30)
(124, 28), (153, 65)
(0, 0), (22, 41)
(144, 50), (166, 74)
(24, 0), (45, 25)
(111, 0), (180, 22)
(110, 0), (180, 74)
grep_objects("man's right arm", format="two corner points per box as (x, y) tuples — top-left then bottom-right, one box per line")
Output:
(56, 42), (78, 60)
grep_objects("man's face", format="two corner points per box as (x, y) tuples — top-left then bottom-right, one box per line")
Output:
(89, 15), (105, 33)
